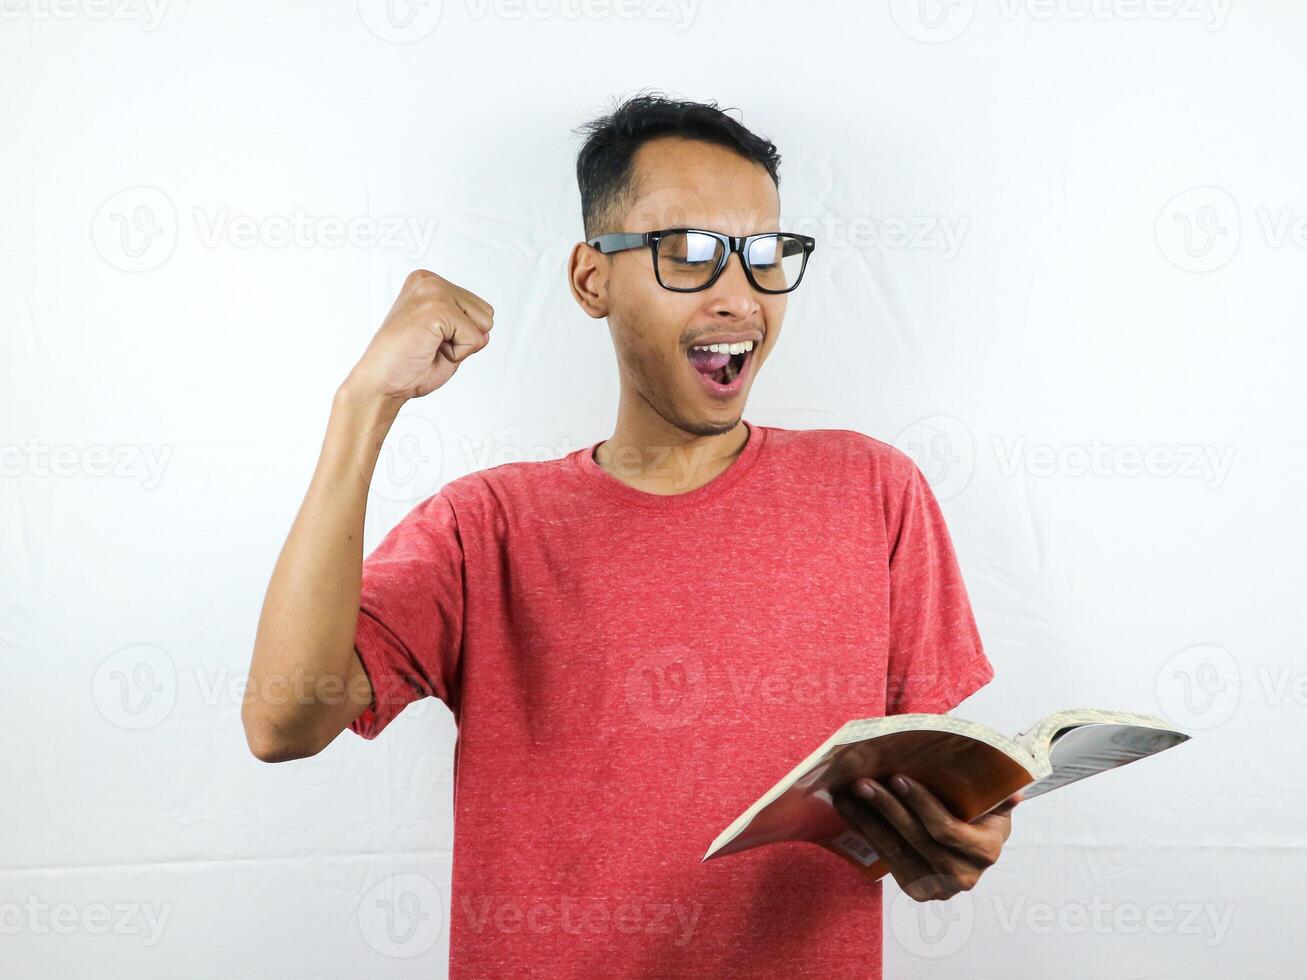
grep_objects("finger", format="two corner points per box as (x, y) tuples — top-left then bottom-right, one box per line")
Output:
(832, 791), (934, 894)
(422, 345), (460, 391)
(970, 790), (1024, 825)
(982, 793), (1023, 819)
(453, 288), (494, 331)
(433, 306), (489, 364)
(982, 799), (1024, 825)
(968, 794), (1021, 851)
(852, 778), (950, 866)
(886, 774), (990, 862)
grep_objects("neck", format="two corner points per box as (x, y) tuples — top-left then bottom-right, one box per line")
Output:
(594, 396), (749, 496)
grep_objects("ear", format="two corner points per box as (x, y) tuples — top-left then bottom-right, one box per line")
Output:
(568, 241), (609, 319)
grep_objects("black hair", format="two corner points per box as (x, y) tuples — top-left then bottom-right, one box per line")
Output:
(572, 89), (783, 239)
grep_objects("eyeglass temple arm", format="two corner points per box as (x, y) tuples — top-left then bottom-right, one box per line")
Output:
(587, 232), (648, 254)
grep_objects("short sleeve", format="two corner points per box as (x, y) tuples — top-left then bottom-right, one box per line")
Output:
(883, 456), (994, 716)
(348, 489), (465, 740)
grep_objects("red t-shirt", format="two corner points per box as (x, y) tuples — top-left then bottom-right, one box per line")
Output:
(349, 419), (994, 978)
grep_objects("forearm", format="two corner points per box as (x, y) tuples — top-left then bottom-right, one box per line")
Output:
(241, 381), (402, 759)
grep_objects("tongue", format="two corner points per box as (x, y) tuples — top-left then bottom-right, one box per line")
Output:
(688, 348), (731, 374)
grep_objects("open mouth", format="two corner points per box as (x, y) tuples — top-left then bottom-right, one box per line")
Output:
(686, 340), (754, 393)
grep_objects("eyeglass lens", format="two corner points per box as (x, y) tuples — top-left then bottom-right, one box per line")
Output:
(656, 232), (807, 292)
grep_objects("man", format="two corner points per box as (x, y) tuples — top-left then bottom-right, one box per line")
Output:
(242, 92), (1021, 978)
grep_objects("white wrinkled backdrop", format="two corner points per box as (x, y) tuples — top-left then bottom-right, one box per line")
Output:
(2, 2), (1301, 977)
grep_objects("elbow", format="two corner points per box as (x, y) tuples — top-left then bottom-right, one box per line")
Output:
(246, 734), (317, 764)
(241, 708), (324, 763)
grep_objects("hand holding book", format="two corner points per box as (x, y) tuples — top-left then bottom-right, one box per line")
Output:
(703, 708), (1191, 888)
(830, 774), (1023, 901)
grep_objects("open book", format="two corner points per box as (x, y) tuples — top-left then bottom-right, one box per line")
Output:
(703, 708), (1191, 881)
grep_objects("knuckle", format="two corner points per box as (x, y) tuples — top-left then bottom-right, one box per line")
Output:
(935, 825), (964, 850)
(958, 840), (997, 868)
(907, 876), (945, 902)
(414, 276), (447, 299)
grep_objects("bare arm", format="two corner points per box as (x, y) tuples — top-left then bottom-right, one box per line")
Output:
(241, 270), (494, 762)
(241, 387), (399, 761)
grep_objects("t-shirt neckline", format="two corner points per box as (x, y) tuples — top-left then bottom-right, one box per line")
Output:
(572, 419), (767, 511)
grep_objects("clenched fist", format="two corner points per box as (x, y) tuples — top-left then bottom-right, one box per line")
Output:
(345, 269), (494, 403)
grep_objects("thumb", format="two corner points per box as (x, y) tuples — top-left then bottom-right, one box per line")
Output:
(992, 791), (1025, 814)
(972, 791), (1024, 824)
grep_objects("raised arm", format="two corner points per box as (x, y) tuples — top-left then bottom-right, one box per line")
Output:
(240, 270), (494, 762)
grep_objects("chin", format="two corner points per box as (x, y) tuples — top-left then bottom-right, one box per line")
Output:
(677, 409), (744, 437)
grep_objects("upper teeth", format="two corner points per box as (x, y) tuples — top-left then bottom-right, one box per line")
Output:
(692, 341), (754, 355)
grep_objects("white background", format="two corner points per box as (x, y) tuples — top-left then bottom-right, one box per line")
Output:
(2, 1), (1303, 977)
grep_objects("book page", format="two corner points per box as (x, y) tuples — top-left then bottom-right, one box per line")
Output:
(1020, 723), (1191, 800)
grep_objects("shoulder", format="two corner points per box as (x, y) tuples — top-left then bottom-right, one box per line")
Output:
(757, 423), (920, 488)
(425, 452), (578, 523)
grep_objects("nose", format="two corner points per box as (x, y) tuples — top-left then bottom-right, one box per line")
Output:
(705, 250), (761, 318)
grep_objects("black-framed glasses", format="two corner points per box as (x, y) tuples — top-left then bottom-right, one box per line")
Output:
(587, 228), (816, 294)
